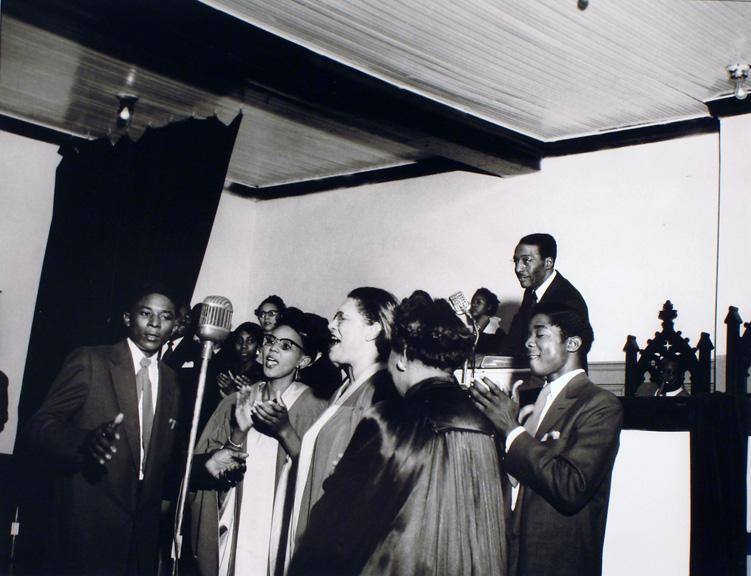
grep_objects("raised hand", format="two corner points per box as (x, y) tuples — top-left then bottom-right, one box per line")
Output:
(233, 373), (253, 389)
(469, 378), (522, 435)
(233, 388), (254, 434)
(251, 396), (291, 437)
(216, 372), (236, 397)
(83, 413), (124, 466)
(205, 448), (248, 482)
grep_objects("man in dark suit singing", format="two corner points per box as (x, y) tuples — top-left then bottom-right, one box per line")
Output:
(471, 303), (622, 576)
(23, 285), (217, 575)
(502, 233), (589, 360)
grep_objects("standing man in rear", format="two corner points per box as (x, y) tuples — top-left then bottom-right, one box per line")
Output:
(24, 284), (184, 575)
(502, 233), (589, 361)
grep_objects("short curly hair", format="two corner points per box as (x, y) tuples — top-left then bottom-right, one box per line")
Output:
(472, 287), (500, 316)
(391, 298), (474, 371)
(531, 302), (594, 356)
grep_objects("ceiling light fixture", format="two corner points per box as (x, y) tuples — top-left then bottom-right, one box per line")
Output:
(727, 64), (749, 100)
(116, 93), (139, 128)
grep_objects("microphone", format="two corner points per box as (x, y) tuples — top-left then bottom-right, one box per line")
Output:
(173, 296), (233, 571)
(448, 291), (470, 316)
(197, 295), (233, 344)
(449, 291), (479, 386)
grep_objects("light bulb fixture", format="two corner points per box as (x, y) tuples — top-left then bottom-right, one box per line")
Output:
(116, 93), (139, 128)
(727, 64), (749, 100)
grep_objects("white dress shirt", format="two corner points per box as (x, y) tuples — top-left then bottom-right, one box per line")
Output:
(126, 338), (160, 479)
(534, 269), (558, 301)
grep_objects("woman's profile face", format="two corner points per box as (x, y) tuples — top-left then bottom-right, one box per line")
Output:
(470, 293), (488, 319)
(257, 302), (280, 333)
(328, 298), (376, 366)
(261, 325), (306, 380)
(234, 330), (258, 362)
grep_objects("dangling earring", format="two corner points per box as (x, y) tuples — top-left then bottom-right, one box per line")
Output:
(294, 365), (300, 381)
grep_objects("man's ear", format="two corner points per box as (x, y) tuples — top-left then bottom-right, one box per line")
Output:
(566, 336), (582, 353)
(122, 312), (132, 328)
(544, 256), (555, 271)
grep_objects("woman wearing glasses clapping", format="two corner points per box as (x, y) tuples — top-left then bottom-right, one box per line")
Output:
(189, 308), (328, 576)
(283, 287), (400, 569)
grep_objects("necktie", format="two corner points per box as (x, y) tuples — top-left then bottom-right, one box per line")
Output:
(137, 357), (154, 462)
(523, 383), (551, 436)
(162, 340), (174, 361)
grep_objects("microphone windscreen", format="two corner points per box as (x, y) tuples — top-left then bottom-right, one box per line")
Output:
(197, 296), (233, 343)
(448, 291), (470, 315)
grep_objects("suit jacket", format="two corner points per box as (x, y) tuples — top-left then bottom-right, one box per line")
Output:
(504, 373), (622, 576)
(503, 272), (589, 358)
(23, 339), (181, 576)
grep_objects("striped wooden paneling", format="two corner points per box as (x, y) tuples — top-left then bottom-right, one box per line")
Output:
(201, 0), (751, 140)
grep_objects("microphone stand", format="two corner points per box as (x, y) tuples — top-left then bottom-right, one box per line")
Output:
(461, 314), (480, 386)
(172, 340), (214, 576)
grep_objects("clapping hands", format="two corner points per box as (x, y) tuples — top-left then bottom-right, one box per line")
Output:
(251, 395), (291, 438)
(469, 378), (523, 435)
(217, 371), (255, 397)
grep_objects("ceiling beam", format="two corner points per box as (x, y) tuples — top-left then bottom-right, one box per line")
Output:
(5, 0), (542, 178)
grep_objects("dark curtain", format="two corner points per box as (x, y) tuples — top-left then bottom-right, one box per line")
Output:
(15, 114), (241, 437)
(621, 394), (748, 576)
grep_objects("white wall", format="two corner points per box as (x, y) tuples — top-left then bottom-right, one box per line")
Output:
(0, 130), (59, 454)
(192, 191), (259, 323)
(717, 114), (751, 355)
(205, 132), (720, 363)
(603, 430), (691, 576)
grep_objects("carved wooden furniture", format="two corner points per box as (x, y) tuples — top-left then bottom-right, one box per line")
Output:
(624, 301), (713, 397)
(724, 306), (751, 397)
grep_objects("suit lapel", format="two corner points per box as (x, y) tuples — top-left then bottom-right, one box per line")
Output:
(535, 373), (587, 440)
(110, 340), (140, 472)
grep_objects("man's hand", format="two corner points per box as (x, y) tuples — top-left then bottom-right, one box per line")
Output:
(469, 378), (522, 435)
(205, 448), (248, 482)
(83, 413), (124, 466)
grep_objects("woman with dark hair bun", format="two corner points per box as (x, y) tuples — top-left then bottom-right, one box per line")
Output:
(283, 287), (399, 567)
(288, 298), (507, 576)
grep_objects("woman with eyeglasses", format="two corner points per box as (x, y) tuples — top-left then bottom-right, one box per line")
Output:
(255, 294), (286, 334)
(288, 297), (507, 576)
(282, 287), (399, 568)
(189, 308), (328, 576)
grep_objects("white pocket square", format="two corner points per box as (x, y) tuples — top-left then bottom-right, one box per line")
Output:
(182, 361), (194, 368)
(541, 430), (560, 441)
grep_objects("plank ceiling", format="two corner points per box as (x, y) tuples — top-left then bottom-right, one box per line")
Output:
(1, 0), (749, 195)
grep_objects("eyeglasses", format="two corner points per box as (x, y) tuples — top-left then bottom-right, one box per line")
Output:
(262, 334), (304, 352)
(256, 310), (279, 319)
